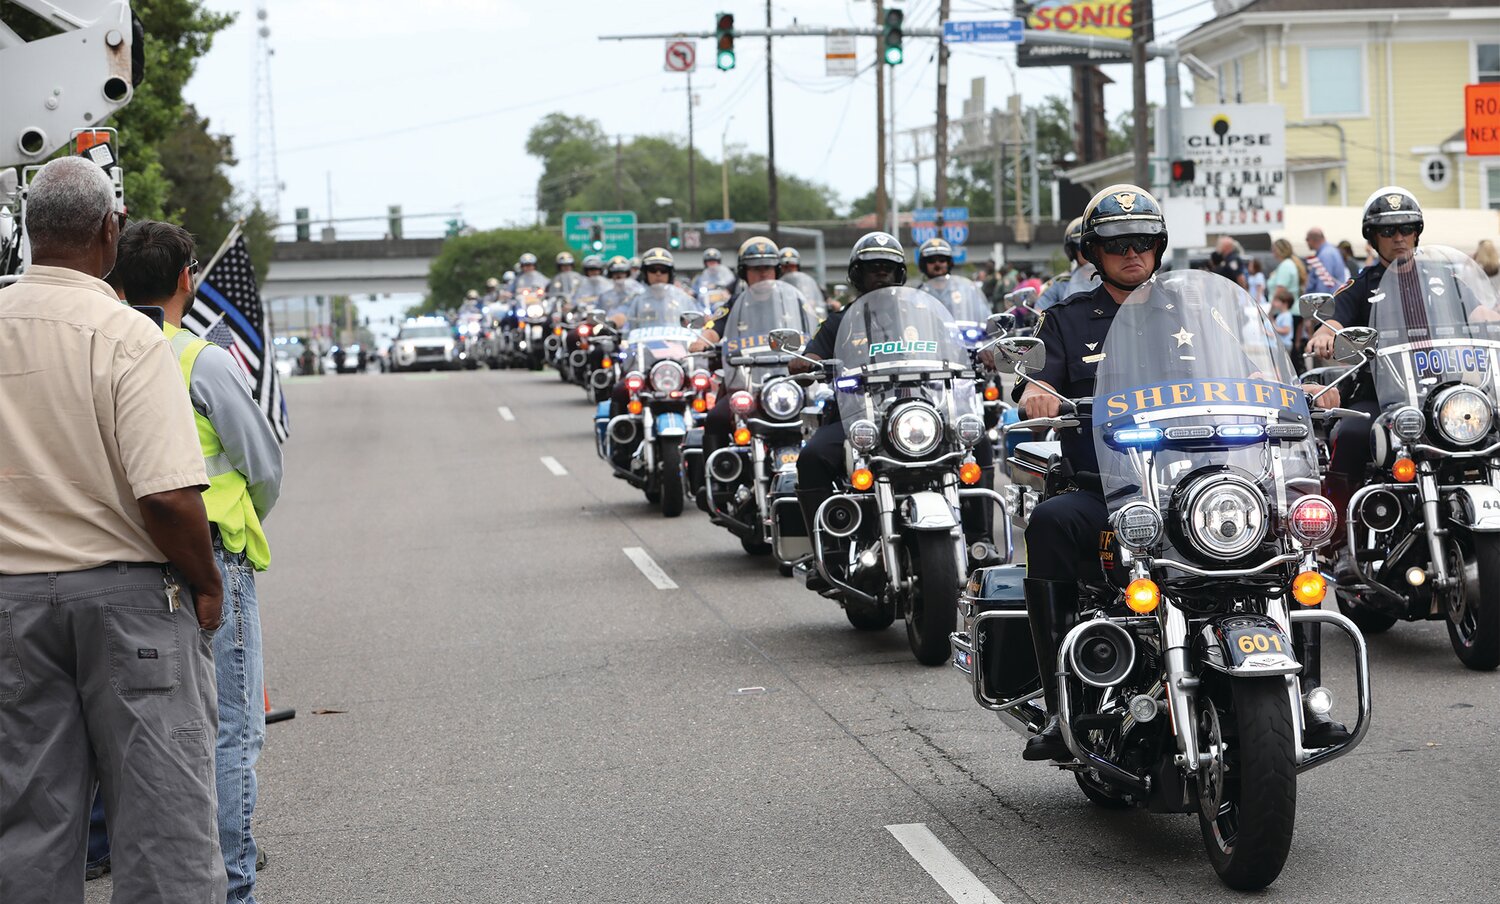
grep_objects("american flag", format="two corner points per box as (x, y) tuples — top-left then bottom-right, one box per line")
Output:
(185, 234), (290, 442)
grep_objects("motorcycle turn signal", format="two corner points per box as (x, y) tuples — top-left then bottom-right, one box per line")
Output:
(1125, 578), (1160, 614)
(1291, 571), (1327, 606)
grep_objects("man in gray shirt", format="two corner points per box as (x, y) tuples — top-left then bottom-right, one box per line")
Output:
(114, 220), (283, 904)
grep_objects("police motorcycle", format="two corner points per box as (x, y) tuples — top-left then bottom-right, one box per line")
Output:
(779, 247), (827, 320)
(693, 252), (736, 312)
(951, 270), (1369, 890)
(1310, 245), (1500, 669)
(780, 287), (1003, 665)
(689, 281), (822, 560)
(556, 268), (613, 383)
(594, 285), (706, 517)
(506, 269), (552, 371)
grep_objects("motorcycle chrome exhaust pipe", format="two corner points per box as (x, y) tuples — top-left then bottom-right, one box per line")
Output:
(708, 448), (744, 483)
(590, 369), (614, 390)
(1065, 620), (1137, 688)
(819, 495), (863, 539)
(569, 349), (589, 369)
(608, 416), (639, 446)
(544, 335), (561, 354)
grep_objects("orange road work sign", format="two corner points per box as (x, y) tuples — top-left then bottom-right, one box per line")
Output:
(1467, 84), (1500, 156)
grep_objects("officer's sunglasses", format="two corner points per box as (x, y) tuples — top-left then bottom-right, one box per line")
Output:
(1098, 235), (1158, 256)
(643, 266), (671, 275)
(1376, 224), (1418, 238)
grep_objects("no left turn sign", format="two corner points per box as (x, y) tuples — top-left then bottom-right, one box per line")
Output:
(664, 40), (696, 72)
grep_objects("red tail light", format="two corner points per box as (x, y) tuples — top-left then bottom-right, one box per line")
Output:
(624, 372), (646, 393)
(729, 391), (755, 415)
(692, 371), (712, 391)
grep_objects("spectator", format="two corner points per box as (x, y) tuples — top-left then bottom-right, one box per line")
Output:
(1304, 227), (1349, 296)
(0, 157), (225, 903)
(1016, 270), (1043, 295)
(1271, 287), (1296, 352)
(1247, 257), (1267, 308)
(1337, 239), (1361, 277)
(114, 221), (284, 904)
(1476, 240), (1500, 295)
(1211, 235), (1249, 288)
(1268, 238), (1308, 358)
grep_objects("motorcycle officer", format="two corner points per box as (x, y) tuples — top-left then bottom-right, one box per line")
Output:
(1019, 185), (1344, 761)
(598, 256), (641, 314)
(482, 276), (502, 305)
(608, 247), (678, 329)
(1035, 216), (1098, 313)
(916, 236), (956, 283)
(694, 236), (790, 462)
(548, 251), (581, 299)
(693, 248), (738, 297)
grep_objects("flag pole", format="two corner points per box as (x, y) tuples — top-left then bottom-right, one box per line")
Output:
(194, 218), (246, 291)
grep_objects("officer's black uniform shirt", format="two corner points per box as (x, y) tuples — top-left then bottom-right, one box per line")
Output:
(1331, 260), (1384, 403)
(1022, 282), (1121, 473)
(1214, 250), (1245, 286)
(804, 309), (848, 423)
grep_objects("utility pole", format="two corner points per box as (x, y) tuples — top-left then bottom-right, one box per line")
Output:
(614, 136), (624, 209)
(934, 0), (950, 227)
(765, 0), (779, 238)
(1131, 0), (1151, 186)
(687, 68), (697, 221)
(889, 63), (899, 235)
(875, 0), (888, 229)
(721, 116), (734, 219)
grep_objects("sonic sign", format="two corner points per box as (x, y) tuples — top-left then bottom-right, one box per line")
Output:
(1016, 0), (1138, 67)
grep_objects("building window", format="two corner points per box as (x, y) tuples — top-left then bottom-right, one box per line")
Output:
(1305, 46), (1365, 116)
(1486, 166), (1500, 211)
(1421, 156), (1450, 191)
(1480, 43), (1500, 83)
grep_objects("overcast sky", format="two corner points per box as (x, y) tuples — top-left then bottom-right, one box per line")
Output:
(182, 0), (1217, 238)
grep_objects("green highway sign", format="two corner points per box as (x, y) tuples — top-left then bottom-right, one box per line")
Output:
(563, 210), (638, 259)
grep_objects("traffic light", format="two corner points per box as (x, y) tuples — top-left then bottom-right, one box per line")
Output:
(667, 217), (682, 250)
(387, 204), (403, 240)
(1170, 160), (1196, 184)
(589, 222), (605, 252)
(715, 13), (735, 70)
(882, 8), (904, 65)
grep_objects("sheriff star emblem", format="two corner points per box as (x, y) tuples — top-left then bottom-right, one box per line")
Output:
(1115, 192), (1137, 212)
(1172, 327), (1194, 347)
(1386, 193), (1402, 210)
(874, 234), (889, 246)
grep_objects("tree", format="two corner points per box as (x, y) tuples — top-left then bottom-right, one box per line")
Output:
(421, 227), (573, 314)
(526, 113), (610, 224)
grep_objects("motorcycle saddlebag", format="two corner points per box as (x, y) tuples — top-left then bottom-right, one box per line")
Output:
(962, 564), (1041, 700)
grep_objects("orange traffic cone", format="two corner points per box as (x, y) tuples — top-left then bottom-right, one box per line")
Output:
(264, 685), (296, 724)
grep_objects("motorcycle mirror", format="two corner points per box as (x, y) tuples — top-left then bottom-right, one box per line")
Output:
(1334, 325), (1377, 362)
(769, 328), (805, 353)
(986, 312), (1016, 336)
(1003, 287), (1038, 309)
(1302, 293), (1336, 324)
(994, 336), (1046, 376)
(680, 311), (707, 330)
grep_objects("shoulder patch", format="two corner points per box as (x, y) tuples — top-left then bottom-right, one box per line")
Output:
(1334, 277), (1355, 296)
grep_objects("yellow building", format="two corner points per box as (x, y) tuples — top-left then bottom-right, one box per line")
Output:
(1179, 0), (1500, 211)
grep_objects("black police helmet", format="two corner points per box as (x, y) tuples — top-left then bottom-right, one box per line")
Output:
(1063, 215), (1085, 258)
(1079, 183), (1168, 275)
(736, 235), (781, 281)
(1360, 186), (1424, 243)
(847, 232), (907, 293)
(917, 237), (954, 275)
(640, 246), (675, 278)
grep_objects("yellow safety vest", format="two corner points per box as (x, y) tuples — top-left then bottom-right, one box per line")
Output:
(164, 323), (271, 571)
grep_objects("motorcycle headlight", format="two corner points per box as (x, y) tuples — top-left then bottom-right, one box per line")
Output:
(1113, 501), (1164, 552)
(760, 379), (804, 420)
(649, 360), (685, 393)
(887, 403), (943, 458)
(849, 418), (879, 452)
(1432, 386), (1493, 446)
(526, 303), (545, 319)
(955, 413), (985, 448)
(1181, 474), (1267, 560)
(1389, 405), (1424, 442)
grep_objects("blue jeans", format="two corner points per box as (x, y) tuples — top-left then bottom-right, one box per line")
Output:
(214, 545), (265, 904)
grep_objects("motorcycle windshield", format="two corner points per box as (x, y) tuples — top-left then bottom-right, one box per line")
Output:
(1093, 270), (1318, 512)
(781, 271), (825, 306)
(513, 271), (549, 292)
(571, 275), (613, 309)
(834, 286), (976, 425)
(547, 272), (581, 297)
(922, 274), (991, 325)
(621, 284), (697, 333)
(695, 267), (735, 290)
(720, 281), (820, 390)
(1369, 245), (1500, 410)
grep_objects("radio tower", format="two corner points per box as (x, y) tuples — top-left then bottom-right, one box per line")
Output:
(250, 2), (281, 220)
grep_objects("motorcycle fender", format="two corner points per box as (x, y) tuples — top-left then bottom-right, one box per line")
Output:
(900, 491), (958, 530)
(773, 445), (800, 473)
(595, 401), (612, 421)
(683, 427), (705, 451)
(771, 469), (798, 496)
(1195, 614), (1301, 677)
(655, 412), (687, 438)
(1446, 484), (1500, 532)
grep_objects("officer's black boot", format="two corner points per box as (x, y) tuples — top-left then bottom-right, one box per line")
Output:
(797, 488), (835, 592)
(1296, 621), (1352, 748)
(1022, 578), (1078, 762)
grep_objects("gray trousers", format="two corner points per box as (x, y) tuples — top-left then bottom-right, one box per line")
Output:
(0, 562), (225, 904)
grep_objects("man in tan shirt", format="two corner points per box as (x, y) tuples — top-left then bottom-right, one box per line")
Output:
(0, 157), (227, 903)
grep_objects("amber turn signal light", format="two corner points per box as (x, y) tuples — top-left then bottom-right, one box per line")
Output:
(692, 398), (707, 413)
(1392, 457), (1416, 482)
(851, 468), (874, 491)
(983, 385), (1000, 402)
(627, 400), (643, 415)
(1292, 571), (1326, 607)
(959, 462), (982, 485)
(733, 427), (751, 446)
(1125, 578), (1160, 614)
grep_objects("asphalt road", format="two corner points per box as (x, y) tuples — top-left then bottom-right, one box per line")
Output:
(90, 366), (1500, 903)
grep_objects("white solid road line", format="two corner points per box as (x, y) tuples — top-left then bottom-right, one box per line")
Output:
(886, 824), (1004, 904)
(540, 456), (568, 476)
(497, 406), (515, 421)
(623, 547), (678, 590)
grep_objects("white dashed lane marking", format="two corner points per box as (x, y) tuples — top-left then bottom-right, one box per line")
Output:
(497, 406), (515, 421)
(886, 824), (1005, 904)
(623, 547), (678, 590)
(540, 456), (568, 476)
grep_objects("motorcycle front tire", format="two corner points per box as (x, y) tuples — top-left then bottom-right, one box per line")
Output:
(659, 442), (684, 518)
(906, 532), (959, 666)
(1450, 534), (1500, 670)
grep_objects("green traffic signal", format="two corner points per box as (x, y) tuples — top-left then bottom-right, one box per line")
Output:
(717, 49), (736, 71)
(882, 8), (904, 66)
(715, 12), (735, 70)
(884, 45), (903, 65)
